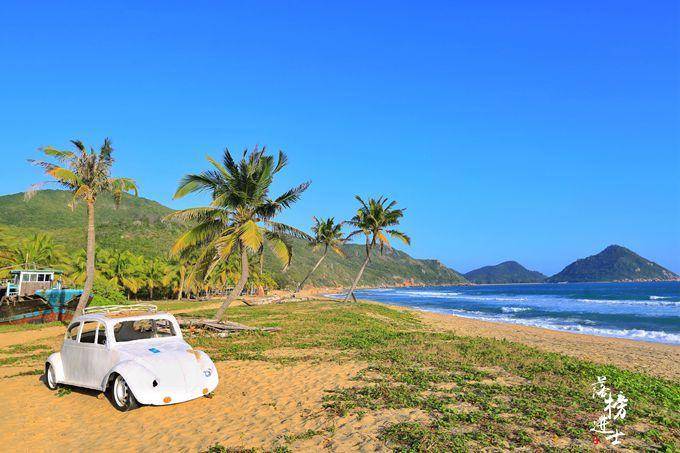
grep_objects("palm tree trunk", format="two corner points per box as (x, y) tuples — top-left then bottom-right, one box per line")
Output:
(343, 246), (372, 302)
(75, 200), (95, 315)
(177, 270), (185, 301)
(215, 246), (249, 321)
(295, 248), (328, 294)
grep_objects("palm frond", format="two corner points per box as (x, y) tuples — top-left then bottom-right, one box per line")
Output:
(264, 221), (313, 241)
(387, 229), (411, 245)
(266, 232), (292, 269)
(238, 220), (264, 253)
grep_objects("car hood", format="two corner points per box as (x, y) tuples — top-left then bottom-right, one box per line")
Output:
(114, 339), (210, 389)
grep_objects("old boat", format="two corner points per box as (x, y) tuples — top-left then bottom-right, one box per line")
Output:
(0, 269), (85, 324)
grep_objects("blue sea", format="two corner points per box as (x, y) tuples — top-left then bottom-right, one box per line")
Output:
(330, 282), (680, 345)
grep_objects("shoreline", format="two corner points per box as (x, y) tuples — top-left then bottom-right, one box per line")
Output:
(298, 283), (680, 347)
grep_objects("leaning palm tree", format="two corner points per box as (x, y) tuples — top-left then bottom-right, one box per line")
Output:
(28, 139), (138, 314)
(343, 196), (410, 302)
(168, 146), (311, 321)
(295, 217), (346, 293)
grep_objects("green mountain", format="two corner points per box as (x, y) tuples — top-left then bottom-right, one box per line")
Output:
(464, 261), (546, 284)
(0, 190), (468, 288)
(0, 190), (185, 258)
(546, 245), (679, 283)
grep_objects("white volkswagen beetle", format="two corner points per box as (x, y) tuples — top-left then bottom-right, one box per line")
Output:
(45, 304), (219, 411)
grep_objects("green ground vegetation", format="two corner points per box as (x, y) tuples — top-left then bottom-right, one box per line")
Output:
(177, 300), (679, 451)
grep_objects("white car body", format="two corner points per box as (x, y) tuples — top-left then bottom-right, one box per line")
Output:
(46, 306), (218, 407)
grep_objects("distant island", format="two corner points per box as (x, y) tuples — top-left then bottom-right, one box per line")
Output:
(546, 244), (679, 283)
(464, 261), (546, 284)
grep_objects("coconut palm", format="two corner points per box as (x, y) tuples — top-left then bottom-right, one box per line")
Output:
(7, 232), (64, 269)
(143, 258), (168, 300)
(343, 196), (410, 302)
(98, 249), (143, 298)
(166, 258), (192, 300)
(28, 139), (138, 314)
(295, 217), (346, 293)
(64, 249), (88, 286)
(168, 146), (310, 320)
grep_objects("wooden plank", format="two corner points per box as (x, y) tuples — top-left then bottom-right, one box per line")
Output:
(176, 317), (281, 333)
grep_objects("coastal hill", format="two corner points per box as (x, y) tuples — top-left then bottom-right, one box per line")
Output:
(0, 190), (468, 288)
(546, 245), (679, 282)
(464, 261), (546, 284)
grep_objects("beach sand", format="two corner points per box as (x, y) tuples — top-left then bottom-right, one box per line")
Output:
(0, 298), (677, 451)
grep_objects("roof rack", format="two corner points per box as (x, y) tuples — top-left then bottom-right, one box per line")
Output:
(83, 304), (158, 316)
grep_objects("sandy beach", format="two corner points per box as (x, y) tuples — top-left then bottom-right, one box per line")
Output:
(0, 298), (677, 451)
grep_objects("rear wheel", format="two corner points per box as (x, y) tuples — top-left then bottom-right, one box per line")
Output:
(44, 363), (58, 390)
(109, 374), (139, 412)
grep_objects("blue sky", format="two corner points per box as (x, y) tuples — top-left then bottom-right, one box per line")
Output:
(1, 1), (678, 275)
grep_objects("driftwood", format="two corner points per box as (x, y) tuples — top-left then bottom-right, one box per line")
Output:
(177, 317), (281, 336)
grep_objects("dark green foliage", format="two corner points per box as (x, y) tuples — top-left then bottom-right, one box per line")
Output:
(464, 260), (546, 284)
(547, 244), (679, 282)
(90, 276), (127, 305)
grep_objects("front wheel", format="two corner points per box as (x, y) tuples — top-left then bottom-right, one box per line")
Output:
(45, 363), (58, 390)
(109, 374), (139, 412)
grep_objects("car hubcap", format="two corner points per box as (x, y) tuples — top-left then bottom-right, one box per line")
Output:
(114, 376), (128, 407)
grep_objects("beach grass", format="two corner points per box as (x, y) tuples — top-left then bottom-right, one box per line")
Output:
(0, 321), (63, 334)
(181, 300), (679, 451)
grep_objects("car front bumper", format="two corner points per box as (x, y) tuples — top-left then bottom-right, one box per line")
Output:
(136, 371), (219, 406)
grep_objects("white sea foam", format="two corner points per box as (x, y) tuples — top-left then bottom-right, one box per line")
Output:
(577, 298), (680, 307)
(650, 295), (670, 300)
(420, 308), (680, 345)
(501, 306), (531, 313)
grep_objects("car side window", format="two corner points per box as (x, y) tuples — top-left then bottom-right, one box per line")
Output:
(96, 323), (107, 345)
(80, 321), (98, 344)
(67, 323), (80, 341)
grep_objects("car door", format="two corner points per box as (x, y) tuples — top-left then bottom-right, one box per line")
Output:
(61, 321), (81, 383)
(74, 321), (115, 389)
(88, 322), (116, 389)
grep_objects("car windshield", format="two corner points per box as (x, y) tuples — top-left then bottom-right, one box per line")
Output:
(113, 318), (177, 343)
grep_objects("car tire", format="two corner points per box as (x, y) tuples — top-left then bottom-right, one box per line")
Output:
(45, 363), (58, 390)
(109, 374), (139, 412)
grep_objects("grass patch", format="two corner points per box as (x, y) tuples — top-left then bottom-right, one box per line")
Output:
(0, 343), (51, 355)
(191, 300), (679, 451)
(0, 322), (63, 334)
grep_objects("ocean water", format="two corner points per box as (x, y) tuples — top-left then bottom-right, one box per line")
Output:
(329, 282), (680, 345)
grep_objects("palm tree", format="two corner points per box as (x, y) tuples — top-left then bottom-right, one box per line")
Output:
(28, 139), (138, 314)
(166, 257), (192, 301)
(143, 258), (168, 300)
(295, 217), (346, 293)
(98, 249), (143, 298)
(64, 250), (87, 287)
(7, 232), (64, 269)
(343, 196), (410, 302)
(168, 147), (311, 320)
